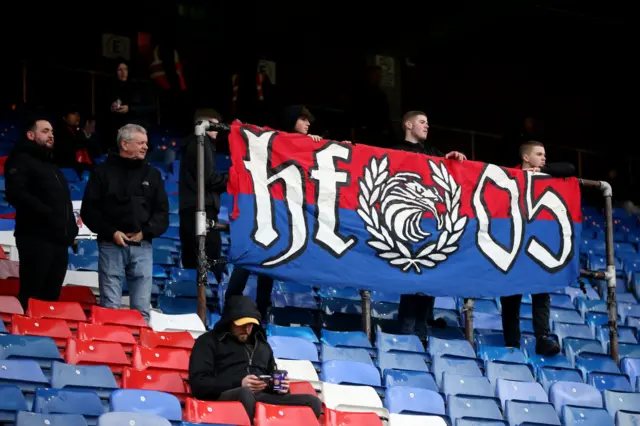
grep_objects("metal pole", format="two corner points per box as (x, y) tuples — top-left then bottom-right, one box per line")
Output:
(195, 122), (210, 327)
(580, 178), (618, 363)
(463, 298), (475, 348)
(360, 290), (372, 342)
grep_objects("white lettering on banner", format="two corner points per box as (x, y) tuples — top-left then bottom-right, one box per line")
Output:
(309, 144), (357, 257)
(472, 164), (574, 273)
(241, 130), (574, 273)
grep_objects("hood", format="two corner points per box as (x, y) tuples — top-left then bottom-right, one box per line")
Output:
(12, 138), (54, 161)
(213, 295), (263, 335)
(280, 105), (314, 133)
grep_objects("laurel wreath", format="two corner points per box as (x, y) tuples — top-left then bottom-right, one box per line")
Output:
(357, 156), (468, 273)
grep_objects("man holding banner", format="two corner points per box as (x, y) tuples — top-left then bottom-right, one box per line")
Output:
(500, 140), (575, 356)
(392, 111), (467, 334)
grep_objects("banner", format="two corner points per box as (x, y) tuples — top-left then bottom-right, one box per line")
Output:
(227, 124), (581, 297)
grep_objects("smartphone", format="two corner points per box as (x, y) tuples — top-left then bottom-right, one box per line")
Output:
(258, 375), (272, 386)
(124, 239), (141, 247)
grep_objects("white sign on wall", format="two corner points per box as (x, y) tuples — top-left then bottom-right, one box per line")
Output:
(102, 34), (131, 60)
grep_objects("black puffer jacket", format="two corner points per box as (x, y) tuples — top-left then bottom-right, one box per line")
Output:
(189, 296), (276, 401)
(4, 140), (78, 245)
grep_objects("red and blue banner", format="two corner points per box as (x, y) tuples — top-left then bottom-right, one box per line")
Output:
(227, 123), (581, 297)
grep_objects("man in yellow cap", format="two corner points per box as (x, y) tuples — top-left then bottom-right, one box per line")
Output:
(189, 295), (321, 423)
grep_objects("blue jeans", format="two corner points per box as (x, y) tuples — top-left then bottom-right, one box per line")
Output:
(98, 241), (153, 321)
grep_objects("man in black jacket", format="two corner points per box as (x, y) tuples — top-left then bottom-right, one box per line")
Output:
(53, 106), (100, 174)
(189, 296), (322, 422)
(392, 111), (467, 335)
(179, 108), (227, 280)
(81, 124), (169, 321)
(4, 118), (79, 309)
(500, 140), (574, 356)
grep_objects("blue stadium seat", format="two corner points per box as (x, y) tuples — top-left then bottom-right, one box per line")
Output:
(562, 406), (613, 426)
(457, 420), (507, 426)
(617, 411), (640, 426)
(271, 290), (318, 310)
(587, 371), (632, 392)
(376, 331), (424, 354)
(369, 289), (402, 304)
(473, 312), (503, 330)
(384, 370), (438, 392)
(68, 254), (99, 271)
(486, 361), (535, 390)
(433, 309), (461, 327)
(496, 378), (548, 410)
(621, 357), (640, 389)
(549, 382), (602, 415)
(317, 286), (360, 300)
(0, 320), (5, 334)
(98, 412), (171, 426)
(527, 354), (572, 372)
(169, 268), (216, 285)
(385, 387), (444, 415)
(153, 238), (180, 253)
(603, 389), (640, 418)
(537, 367), (584, 392)
(618, 343), (640, 359)
(267, 336), (319, 362)
(549, 294), (574, 309)
(110, 390), (182, 423)
(268, 324), (318, 343)
(477, 345), (527, 364)
(432, 356), (483, 387)
(0, 335), (63, 369)
(162, 227), (180, 240)
(157, 296), (201, 315)
(0, 359), (48, 394)
(552, 322), (593, 348)
(575, 352), (621, 378)
(377, 351), (429, 374)
(321, 359), (381, 387)
(163, 280), (214, 298)
(322, 345), (374, 366)
(549, 307), (584, 325)
(504, 400), (561, 426)
(321, 329), (372, 350)
(434, 297), (457, 310)
(50, 362), (117, 399)
(441, 373), (493, 398)
(76, 240), (98, 257)
(428, 337), (475, 359)
(33, 388), (104, 425)
(153, 249), (176, 266)
(447, 395), (503, 424)
(153, 265), (168, 279)
(0, 385), (28, 422)
(61, 168), (79, 183)
(564, 339), (605, 365)
(16, 412), (88, 426)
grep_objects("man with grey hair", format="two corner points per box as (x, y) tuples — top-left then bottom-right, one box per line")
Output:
(81, 123), (169, 321)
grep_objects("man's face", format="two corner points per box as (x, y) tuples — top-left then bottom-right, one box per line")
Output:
(524, 146), (546, 168)
(27, 120), (54, 148)
(407, 114), (429, 141)
(294, 117), (310, 135)
(117, 63), (129, 82)
(64, 112), (80, 127)
(231, 323), (253, 343)
(206, 117), (219, 140)
(120, 131), (148, 160)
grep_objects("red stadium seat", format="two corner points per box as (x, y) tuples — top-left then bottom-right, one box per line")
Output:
(139, 328), (194, 350)
(132, 345), (189, 379)
(289, 381), (317, 396)
(0, 278), (19, 296)
(65, 338), (130, 381)
(59, 286), (97, 312)
(184, 397), (251, 425)
(27, 299), (87, 329)
(255, 402), (319, 426)
(0, 295), (23, 329)
(323, 408), (383, 426)
(11, 315), (72, 351)
(90, 306), (148, 335)
(76, 322), (137, 354)
(122, 367), (189, 402)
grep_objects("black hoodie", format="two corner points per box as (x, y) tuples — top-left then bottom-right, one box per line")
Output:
(189, 296), (276, 401)
(4, 139), (78, 245)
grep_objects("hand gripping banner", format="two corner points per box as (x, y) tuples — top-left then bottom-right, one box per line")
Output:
(227, 123), (581, 297)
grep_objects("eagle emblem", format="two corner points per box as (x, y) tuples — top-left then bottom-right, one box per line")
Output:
(357, 156), (468, 273)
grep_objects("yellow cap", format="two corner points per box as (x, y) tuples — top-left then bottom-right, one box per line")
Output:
(234, 317), (259, 326)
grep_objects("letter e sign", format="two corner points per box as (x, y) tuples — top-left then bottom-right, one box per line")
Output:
(102, 34), (131, 60)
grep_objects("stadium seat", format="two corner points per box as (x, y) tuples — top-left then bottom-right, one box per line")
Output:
(77, 322), (137, 353)
(33, 388), (104, 425)
(447, 395), (503, 424)
(455, 420), (506, 426)
(320, 382), (388, 418)
(110, 389), (182, 423)
(575, 352), (620, 377)
(0, 277), (19, 297)
(441, 373), (492, 398)
(0, 334), (63, 369)
(97, 412), (171, 426)
(616, 411), (640, 426)
(427, 337), (475, 359)
(274, 359), (320, 389)
(11, 315), (72, 349)
(90, 306), (147, 334)
(16, 412), (88, 426)
(504, 400), (561, 426)
(431, 356), (483, 387)
(0, 320), (5, 334)
(132, 345), (189, 378)
(495, 378), (548, 410)
(254, 402), (320, 426)
(587, 371), (633, 392)
(537, 366), (584, 392)
(139, 328), (195, 350)
(384, 370), (438, 392)
(385, 387), (445, 415)
(477, 345), (527, 364)
(288, 381), (317, 396)
(486, 361), (535, 390)
(50, 361), (118, 399)
(65, 338), (130, 376)
(322, 359), (381, 387)
(184, 398), (251, 425)
(320, 329), (372, 350)
(59, 286), (97, 311)
(268, 336), (319, 362)
(562, 406), (613, 426)
(149, 311), (206, 337)
(268, 324), (319, 343)
(322, 345), (374, 366)
(0, 295), (23, 325)
(323, 408), (383, 426)
(0, 359), (49, 393)
(377, 331), (424, 354)
(122, 367), (189, 401)
(0, 384), (28, 422)
(27, 299), (86, 329)
(549, 381), (602, 415)
(377, 351), (430, 374)
(157, 296), (200, 315)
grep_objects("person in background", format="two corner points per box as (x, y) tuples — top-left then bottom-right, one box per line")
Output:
(351, 65), (393, 147)
(4, 118), (78, 309)
(500, 140), (574, 356)
(81, 124), (168, 321)
(189, 296), (322, 423)
(179, 108), (227, 280)
(53, 106), (100, 173)
(393, 111), (466, 335)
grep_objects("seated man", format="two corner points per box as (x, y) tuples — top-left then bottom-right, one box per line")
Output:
(189, 295), (322, 422)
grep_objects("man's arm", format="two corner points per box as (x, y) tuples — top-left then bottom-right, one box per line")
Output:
(4, 155), (53, 217)
(189, 336), (235, 400)
(141, 170), (169, 240)
(81, 171), (117, 238)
